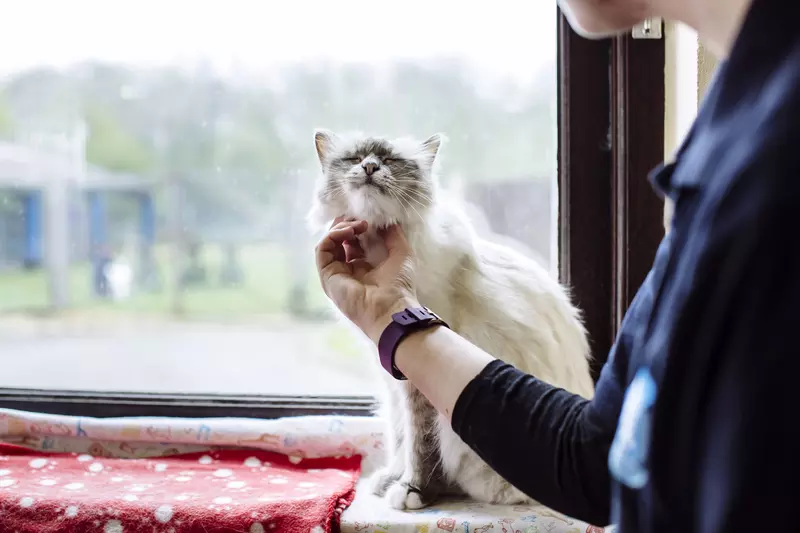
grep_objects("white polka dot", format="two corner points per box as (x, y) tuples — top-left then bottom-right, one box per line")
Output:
(297, 482), (316, 488)
(19, 496), (35, 508)
(0, 469), (10, 476)
(213, 496), (232, 505)
(65, 505), (79, 518)
(29, 458), (47, 469)
(227, 481), (246, 489)
(268, 478), (288, 485)
(173, 494), (190, 501)
(64, 482), (84, 491)
(155, 504), (174, 523)
(288, 456), (302, 465)
(198, 455), (213, 465)
(40, 479), (57, 486)
(111, 477), (125, 483)
(104, 519), (123, 533)
(175, 476), (191, 482)
(122, 494), (138, 502)
(77, 454), (93, 463)
(0, 479), (17, 487)
(310, 527), (324, 533)
(213, 469), (233, 478)
(243, 457), (261, 468)
(250, 523), (265, 533)
(130, 485), (148, 492)
(154, 463), (168, 472)
(89, 463), (104, 473)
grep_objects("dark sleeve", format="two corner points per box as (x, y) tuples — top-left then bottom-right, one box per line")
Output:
(450, 271), (660, 526)
(452, 362), (614, 525)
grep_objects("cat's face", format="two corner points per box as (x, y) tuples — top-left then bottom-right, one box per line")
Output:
(308, 130), (442, 230)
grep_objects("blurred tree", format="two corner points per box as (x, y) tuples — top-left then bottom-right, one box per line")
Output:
(0, 92), (14, 139)
(85, 102), (155, 173)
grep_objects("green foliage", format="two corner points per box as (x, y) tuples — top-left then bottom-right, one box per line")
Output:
(0, 59), (557, 243)
(0, 92), (13, 139)
(85, 102), (155, 173)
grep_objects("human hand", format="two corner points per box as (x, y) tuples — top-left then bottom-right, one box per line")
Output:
(315, 217), (419, 343)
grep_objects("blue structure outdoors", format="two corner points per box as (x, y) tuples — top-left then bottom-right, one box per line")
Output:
(21, 191), (43, 268)
(0, 140), (159, 301)
(86, 190), (159, 297)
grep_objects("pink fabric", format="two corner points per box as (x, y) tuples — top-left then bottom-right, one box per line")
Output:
(0, 444), (360, 533)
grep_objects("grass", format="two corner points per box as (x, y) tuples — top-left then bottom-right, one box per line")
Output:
(0, 243), (331, 319)
(0, 244), (370, 373)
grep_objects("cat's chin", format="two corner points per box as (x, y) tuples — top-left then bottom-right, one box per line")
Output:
(308, 202), (411, 234)
(341, 212), (405, 232)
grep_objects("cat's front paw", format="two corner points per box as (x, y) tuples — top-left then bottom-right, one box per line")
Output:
(386, 480), (431, 510)
(368, 468), (400, 498)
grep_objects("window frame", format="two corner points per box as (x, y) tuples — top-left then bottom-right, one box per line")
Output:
(0, 10), (666, 417)
(559, 15), (666, 380)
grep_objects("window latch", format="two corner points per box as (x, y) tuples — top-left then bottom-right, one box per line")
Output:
(632, 17), (663, 39)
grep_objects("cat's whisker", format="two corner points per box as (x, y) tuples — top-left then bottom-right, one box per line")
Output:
(385, 185), (427, 222)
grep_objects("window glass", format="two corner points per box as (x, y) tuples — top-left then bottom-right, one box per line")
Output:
(0, 0), (557, 395)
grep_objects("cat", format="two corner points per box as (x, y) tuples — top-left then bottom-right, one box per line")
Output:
(307, 129), (595, 510)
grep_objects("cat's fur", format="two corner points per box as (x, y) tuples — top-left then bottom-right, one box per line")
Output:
(308, 129), (595, 510)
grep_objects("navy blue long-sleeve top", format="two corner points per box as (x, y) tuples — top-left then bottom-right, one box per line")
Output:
(451, 1), (800, 531)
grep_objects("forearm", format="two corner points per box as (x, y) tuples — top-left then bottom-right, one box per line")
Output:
(393, 325), (495, 420)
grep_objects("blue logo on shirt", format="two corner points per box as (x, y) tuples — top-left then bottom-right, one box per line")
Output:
(608, 368), (657, 489)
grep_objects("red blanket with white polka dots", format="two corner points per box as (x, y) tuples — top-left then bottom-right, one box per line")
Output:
(0, 443), (360, 533)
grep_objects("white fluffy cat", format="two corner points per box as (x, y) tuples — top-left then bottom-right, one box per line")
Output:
(308, 129), (594, 510)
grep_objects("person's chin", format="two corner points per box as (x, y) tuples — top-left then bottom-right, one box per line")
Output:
(559, 1), (643, 39)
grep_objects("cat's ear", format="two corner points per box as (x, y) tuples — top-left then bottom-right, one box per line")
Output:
(420, 133), (444, 160)
(314, 128), (338, 164)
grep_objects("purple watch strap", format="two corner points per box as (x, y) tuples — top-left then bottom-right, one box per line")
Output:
(377, 307), (448, 380)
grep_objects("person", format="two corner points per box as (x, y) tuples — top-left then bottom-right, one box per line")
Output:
(314, 0), (800, 531)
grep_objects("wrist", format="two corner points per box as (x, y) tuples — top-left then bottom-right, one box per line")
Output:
(365, 297), (420, 344)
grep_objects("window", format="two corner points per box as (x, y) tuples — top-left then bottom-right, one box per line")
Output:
(0, 3), (664, 417)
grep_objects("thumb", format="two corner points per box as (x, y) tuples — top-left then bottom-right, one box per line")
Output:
(380, 224), (411, 261)
(375, 225), (414, 290)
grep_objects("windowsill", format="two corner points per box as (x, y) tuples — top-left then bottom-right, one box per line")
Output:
(0, 409), (607, 532)
(341, 479), (604, 533)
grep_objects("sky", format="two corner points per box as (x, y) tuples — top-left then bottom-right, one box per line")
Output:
(0, 0), (556, 83)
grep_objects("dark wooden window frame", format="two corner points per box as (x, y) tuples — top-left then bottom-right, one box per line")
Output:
(0, 10), (665, 418)
(558, 15), (666, 380)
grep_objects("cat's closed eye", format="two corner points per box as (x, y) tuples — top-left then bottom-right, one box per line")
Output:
(343, 157), (361, 164)
(383, 158), (395, 163)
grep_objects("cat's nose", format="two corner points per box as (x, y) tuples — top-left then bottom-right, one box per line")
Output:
(362, 161), (380, 176)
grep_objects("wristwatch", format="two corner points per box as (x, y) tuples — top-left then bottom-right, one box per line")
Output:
(377, 307), (449, 380)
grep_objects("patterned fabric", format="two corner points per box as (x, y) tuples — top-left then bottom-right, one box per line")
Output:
(0, 409), (605, 533)
(341, 480), (605, 533)
(0, 409), (386, 473)
(0, 443), (359, 533)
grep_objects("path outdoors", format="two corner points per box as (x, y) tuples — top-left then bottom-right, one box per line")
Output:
(0, 315), (377, 396)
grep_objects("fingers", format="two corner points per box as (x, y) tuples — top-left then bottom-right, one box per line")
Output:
(343, 239), (365, 263)
(315, 219), (368, 274)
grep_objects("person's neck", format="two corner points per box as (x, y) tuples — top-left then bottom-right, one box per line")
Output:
(658, 0), (754, 58)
